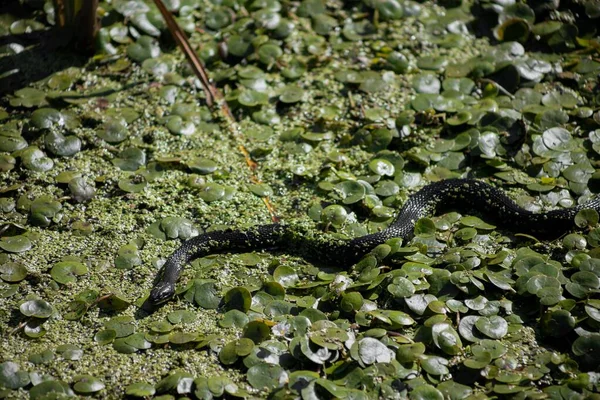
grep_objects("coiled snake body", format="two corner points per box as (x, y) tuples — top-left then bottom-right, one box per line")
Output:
(147, 179), (600, 305)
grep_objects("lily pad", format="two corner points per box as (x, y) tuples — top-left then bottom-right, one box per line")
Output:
(0, 262), (27, 282)
(0, 235), (32, 253)
(50, 260), (88, 284)
(20, 299), (53, 318)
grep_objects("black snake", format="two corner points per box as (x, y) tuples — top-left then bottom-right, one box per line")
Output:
(147, 179), (600, 306)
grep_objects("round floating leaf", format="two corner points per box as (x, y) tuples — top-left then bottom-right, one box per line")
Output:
(357, 337), (394, 365)
(94, 329), (117, 345)
(0, 361), (30, 389)
(167, 310), (197, 325)
(68, 177), (95, 203)
(369, 158), (395, 176)
(104, 316), (135, 338)
(169, 332), (198, 345)
(155, 370), (194, 394)
(359, 72), (387, 93)
(160, 217), (199, 240)
(496, 18), (530, 43)
(414, 218), (436, 236)
(118, 175), (148, 193)
(9, 88), (47, 108)
(421, 356), (450, 375)
(56, 344), (83, 360)
(257, 43), (283, 65)
(475, 316), (508, 339)
(279, 86), (304, 103)
(125, 382), (156, 397)
(282, 58), (307, 79)
(21, 147), (54, 172)
(437, 381), (473, 400)
(542, 127), (572, 151)
(20, 299), (53, 318)
(97, 119), (128, 143)
(205, 9), (231, 30)
(413, 73), (441, 94)
(97, 293), (130, 312)
(432, 322), (462, 355)
(571, 271), (600, 289)
(115, 243), (142, 270)
(219, 309), (249, 328)
(165, 115), (195, 135)
(198, 183), (225, 202)
(385, 51), (409, 74)
(340, 292), (363, 312)
(23, 319), (47, 338)
(29, 196), (62, 227)
(0, 262), (27, 282)
(125, 333), (152, 350)
(572, 334), (600, 369)
(224, 287), (252, 312)
(30, 108), (66, 130)
(321, 205), (348, 227)
(273, 265), (299, 288)
(44, 131), (81, 157)
(249, 183), (273, 197)
(247, 363), (287, 390)
(0, 132), (27, 152)
(187, 158), (217, 175)
(192, 281), (221, 309)
(219, 341), (239, 365)
(388, 277), (415, 298)
(0, 235), (32, 253)
(575, 209), (599, 228)
(10, 19), (45, 34)
(371, 0), (404, 20)
(334, 181), (366, 204)
(113, 147), (146, 171)
(149, 320), (174, 334)
(0, 282), (18, 298)
(127, 36), (161, 62)
(28, 349), (55, 365)
(541, 310), (575, 338)
(243, 320), (271, 344)
(29, 380), (73, 399)
(50, 261), (87, 284)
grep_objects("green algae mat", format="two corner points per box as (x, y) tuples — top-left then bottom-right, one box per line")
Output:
(1, 0), (600, 398)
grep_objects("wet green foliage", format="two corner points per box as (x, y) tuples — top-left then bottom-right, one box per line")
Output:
(1, 0), (600, 398)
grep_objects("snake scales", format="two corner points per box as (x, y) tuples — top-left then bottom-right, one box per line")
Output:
(147, 179), (600, 306)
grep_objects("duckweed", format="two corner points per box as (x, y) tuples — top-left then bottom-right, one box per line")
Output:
(2, 0), (600, 397)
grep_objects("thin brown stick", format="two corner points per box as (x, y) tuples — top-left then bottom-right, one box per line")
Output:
(152, 0), (278, 222)
(151, 0), (218, 108)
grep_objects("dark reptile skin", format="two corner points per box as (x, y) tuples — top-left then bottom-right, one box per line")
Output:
(147, 178), (600, 305)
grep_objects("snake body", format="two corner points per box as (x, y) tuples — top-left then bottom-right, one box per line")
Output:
(147, 179), (600, 305)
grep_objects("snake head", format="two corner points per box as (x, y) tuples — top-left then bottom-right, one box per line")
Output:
(149, 281), (175, 305)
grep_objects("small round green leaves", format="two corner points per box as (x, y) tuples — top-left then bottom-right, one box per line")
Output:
(50, 260), (88, 284)
(334, 181), (366, 204)
(357, 337), (395, 365)
(0, 235), (32, 253)
(0, 262), (27, 282)
(475, 316), (508, 339)
(126, 382), (156, 397)
(224, 287), (252, 312)
(20, 299), (53, 318)
(147, 217), (199, 240)
(572, 334), (600, 370)
(115, 243), (142, 270)
(0, 362), (30, 389)
(247, 363), (287, 391)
